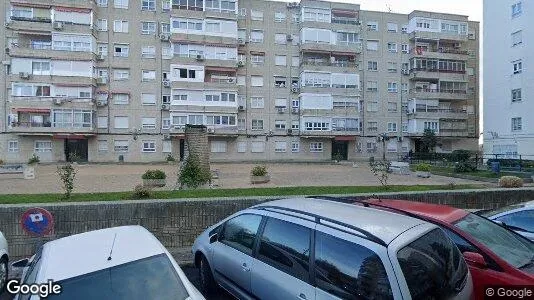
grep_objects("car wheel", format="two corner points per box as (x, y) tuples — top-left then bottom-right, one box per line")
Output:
(0, 257), (7, 292)
(199, 255), (216, 294)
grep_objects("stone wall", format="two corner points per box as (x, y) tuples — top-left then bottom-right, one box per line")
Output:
(184, 125), (210, 173)
(1, 188), (533, 262)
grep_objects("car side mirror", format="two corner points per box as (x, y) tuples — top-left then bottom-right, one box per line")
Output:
(12, 258), (29, 268)
(463, 252), (487, 269)
(209, 233), (218, 244)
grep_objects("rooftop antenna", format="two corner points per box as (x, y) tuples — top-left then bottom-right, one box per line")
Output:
(386, 4), (392, 13)
(107, 233), (117, 261)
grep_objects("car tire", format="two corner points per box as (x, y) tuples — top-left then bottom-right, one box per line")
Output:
(199, 255), (216, 295)
(0, 257), (8, 293)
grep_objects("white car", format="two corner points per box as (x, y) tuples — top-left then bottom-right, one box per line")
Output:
(0, 231), (8, 292)
(13, 226), (204, 300)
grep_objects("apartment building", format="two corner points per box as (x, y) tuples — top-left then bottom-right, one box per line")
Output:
(0, 0), (479, 163)
(484, 0), (533, 157)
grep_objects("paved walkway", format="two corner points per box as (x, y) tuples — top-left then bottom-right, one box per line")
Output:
(0, 162), (487, 195)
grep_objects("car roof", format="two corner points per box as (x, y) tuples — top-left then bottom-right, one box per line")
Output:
(253, 198), (427, 244)
(38, 226), (166, 282)
(362, 199), (469, 224)
(482, 200), (534, 218)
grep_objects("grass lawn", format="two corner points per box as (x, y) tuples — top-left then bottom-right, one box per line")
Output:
(0, 184), (486, 204)
(429, 166), (522, 178)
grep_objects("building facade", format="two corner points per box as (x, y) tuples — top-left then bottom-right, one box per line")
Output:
(0, 0), (479, 163)
(484, 0), (532, 158)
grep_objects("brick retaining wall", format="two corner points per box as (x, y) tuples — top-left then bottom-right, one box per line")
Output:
(1, 188), (533, 262)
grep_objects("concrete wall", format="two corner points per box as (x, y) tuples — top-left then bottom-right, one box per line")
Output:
(2, 188), (533, 262)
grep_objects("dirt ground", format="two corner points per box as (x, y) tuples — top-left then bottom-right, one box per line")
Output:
(0, 162), (487, 195)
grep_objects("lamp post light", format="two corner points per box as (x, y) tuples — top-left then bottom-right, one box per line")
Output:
(377, 133), (389, 161)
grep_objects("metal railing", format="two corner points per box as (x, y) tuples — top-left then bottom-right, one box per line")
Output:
(300, 60), (358, 67)
(411, 48), (469, 55)
(410, 88), (468, 94)
(411, 68), (466, 74)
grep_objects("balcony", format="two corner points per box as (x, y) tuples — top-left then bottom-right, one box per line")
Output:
(8, 110), (95, 134)
(171, 54), (238, 69)
(300, 41), (363, 55)
(171, 32), (237, 46)
(11, 0), (95, 9)
(410, 47), (469, 61)
(410, 68), (468, 81)
(7, 19), (52, 32)
(8, 42), (95, 61)
(410, 31), (468, 42)
(410, 88), (471, 100)
(407, 107), (469, 120)
(206, 125), (238, 136)
(300, 56), (358, 72)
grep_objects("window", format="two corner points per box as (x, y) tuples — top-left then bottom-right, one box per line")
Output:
(141, 46), (156, 58)
(162, 0), (171, 10)
(251, 54), (265, 65)
(367, 21), (378, 31)
(367, 141), (377, 151)
(250, 30), (264, 43)
(513, 60), (522, 74)
(387, 22), (398, 32)
(401, 25), (408, 33)
(291, 121), (299, 130)
(424, 121), (439, 132)
(512, 117), (522, 131)
(337, 32), (359, 45)
(305, 121), (329, 131)
(257, 218), (310, 281)
(113, 69), (130, 80)
(97, 0), (108, 6)
(512, 2), (522, 18)
(401, 44), (409, 53)
(251, 119), (264, 130)
(96, 19), (108, 31)
(251, 141), (265, 153)
(387, 122), (397, 132)
(162, 118), (171, 130)
(387, 42), (397, 53)
(292, 56), (300, 67)
(512, 30), (522, 46)
(274, 120), (286, 130)
(97, 43), (108, 56)
(388, 82), (398, 93)
(113, 93), (129, 104)
(161, 140), (171, 153)
(275, 55), (287, 66)
(142, 70), (156, 81)
(205, 21), (221, 33)
(274, 12), (286, 22)
(291, 141), (299, 153)
(250, 97), (264, 108)
(172, 115), (187, 126)
(211, 141), (227, 153)
(251, 10), (264, 21)
(398, 229), (468, 300)
(114, 140), (128, 152)
(366, 81), (378, 92)
(401, 83), (408, 93)
(35, 141), (52, 153)
(161, 23), (171, 34)
(236, 141), (247, 153)
(141, 22), (157, 35)
(310, 142), (323, 152)
(387, 62), (397, 73)
(315, 231), (393, 299)
(113, 20), (129, 33)
(97, 116), (108, 129)
(97, 140), (108, 152)
(142, 117), (156, 129)
(114, 44), (129, 57)
(142, 140), (156, 152)
(32, 61), (50, 75)
(367, 61), (378, 71)
(142, 0), (155, 10)
(388, 102), (398, 112)
(512, 88), (522, 102)
(220, 214), (263, 255)
(275, 34), (287, 45)
(366, 40), (378, 51)
(114, 0), (128, 8)
(114, 116), (129, 129)
(251, 76), (264, 87)
(274, 141), (287, 152)
(8, 140), (19, 152)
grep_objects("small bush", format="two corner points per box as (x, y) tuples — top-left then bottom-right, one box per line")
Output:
(142, 169), (167, 180)
(447, 182), (456, 190)
(179, 153), (212, 189)
(28, 154), (40, 165)
(369, 161), (391, 188)
(454, 162), (477, 173)
(251, 165), (268, 177)
(450, 150), (472, 162)
(415, 163), (431, 172)
(56, 163), (77, 200)
(132, 184), (153, 199)
(0, 159), (4, 165)
(499, 176), (523, 188)
(166, 154), (176, 162)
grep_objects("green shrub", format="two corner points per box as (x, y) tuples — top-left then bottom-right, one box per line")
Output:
(498, 176), (523, 188)
(0, 159), (4, 165)
(56, 163), (77, 200)
(415, 163), (431, 172)
(450, 150), (472, 162)
(369, 161), (391, 188)
(179, 153), (212, 189)
(142, 169), (167, 180)
(28, 154), (40, 165)
(251, 165), (268, 177)
(131, 184), (153, 199)
(454, 162), (477, 173)
(166, 154), (176, 162)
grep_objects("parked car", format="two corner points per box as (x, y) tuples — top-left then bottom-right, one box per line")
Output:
(0, 230), (8, 292)
(13, 225), (204, 300)
(193, 198), (473, 300)
(477, 200), (534, 241)
(356, 199), (534, 298)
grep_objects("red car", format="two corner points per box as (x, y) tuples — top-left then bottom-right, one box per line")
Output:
(355, 199), (534, 298)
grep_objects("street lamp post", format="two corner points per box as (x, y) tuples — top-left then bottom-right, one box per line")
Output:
(377, 132), (389, 161)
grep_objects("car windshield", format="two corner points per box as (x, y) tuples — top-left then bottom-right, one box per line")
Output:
(454, 213), (534, 268)
(397, 228), (468, 299)
(480, 204), (524, 217)
(47, 254), (189, 300)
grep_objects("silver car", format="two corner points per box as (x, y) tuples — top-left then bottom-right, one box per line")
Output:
(479, 200), (534, 241)
(192, 198), (473, 300)
(0, 231), (8, 292)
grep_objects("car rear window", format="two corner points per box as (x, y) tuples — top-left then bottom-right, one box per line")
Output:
(47, 254), (189, 300)
(397, 228), (468, 299)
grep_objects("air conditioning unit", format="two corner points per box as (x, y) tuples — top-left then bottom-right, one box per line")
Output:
(19, 72), (30, 79)
(53, 21), (64, 30)
(96, 77), (108, 85)
(227, 77), (235, 83)
(96, 54), (105, 61)
(207, 128), (215, 133)
(291, 87), (300, 93)
(54, 98), (63, 105)
(286, 34), (293, 41)
(159, 34), (170, 41)
(238, 105), (245, 111)
(162, 79), (171, 87)
(237, 60), (245, 67)
(196, 54), (204, 61)
(161, 104), (170, 110)
(401, 69), (409, 75)
(96, 100), (108, 107)
(291, 107), (299, 114)
(277, 107), (286, 113)
(237, 38), (245, 45)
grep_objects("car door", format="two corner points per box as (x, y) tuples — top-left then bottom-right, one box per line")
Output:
(250, 214), (315, 300)
(212, 213), (263, 296)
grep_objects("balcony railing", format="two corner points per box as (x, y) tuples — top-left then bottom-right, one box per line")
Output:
(331, 16), (360, 25)
(300, 60), (358, 68)
(411, 88), (468, 95)
(206, 77), (236, 84)
(411, 48), (469, 56)
(409, 108), (466, 114)
(9, 16), (51, 23)
(12, 121), (52, 128)
(411, 68), (466, 74)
